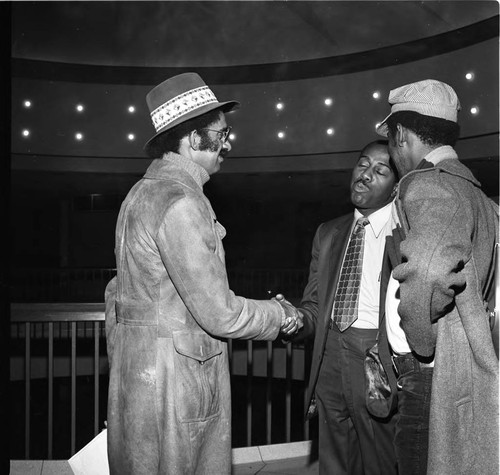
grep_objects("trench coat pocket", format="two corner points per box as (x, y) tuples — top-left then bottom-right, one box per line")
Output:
(173, 331), (223, 422)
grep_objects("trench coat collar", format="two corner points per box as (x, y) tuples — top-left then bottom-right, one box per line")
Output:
(423, 145), (458, 165)
(403, 146), (481, 192)
(422, 146), (481, 187)
(144, 152), (210, 189)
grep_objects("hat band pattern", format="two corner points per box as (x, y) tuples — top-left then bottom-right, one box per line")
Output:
(151, 86), (218, 132)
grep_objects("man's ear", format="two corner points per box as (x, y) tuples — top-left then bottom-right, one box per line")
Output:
(395, 123), (407, 147)
(188, 130), (201, 151)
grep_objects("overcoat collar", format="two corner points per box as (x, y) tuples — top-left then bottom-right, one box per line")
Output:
(144, 152), (210, 189)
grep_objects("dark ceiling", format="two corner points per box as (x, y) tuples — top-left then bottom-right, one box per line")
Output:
(12, 1), (499, 68)
(9, 2), (500, 197)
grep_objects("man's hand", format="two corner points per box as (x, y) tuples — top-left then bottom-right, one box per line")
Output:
(274, 293), (304, 336)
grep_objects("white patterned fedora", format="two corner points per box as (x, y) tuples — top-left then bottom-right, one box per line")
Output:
(144, 72), (239, 149)
(376, 79), (460, 136)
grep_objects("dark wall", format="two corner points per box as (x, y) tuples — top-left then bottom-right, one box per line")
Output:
(10, 157), (499, 271)
(12, 191), (61, 267)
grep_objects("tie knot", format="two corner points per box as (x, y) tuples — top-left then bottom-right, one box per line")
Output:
(354, 217), (369, 233)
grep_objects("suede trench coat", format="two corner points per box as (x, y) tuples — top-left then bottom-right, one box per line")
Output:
(105, 154), (283, 475)
(392, 152), (499, 475)
(297, 213), (397, 418)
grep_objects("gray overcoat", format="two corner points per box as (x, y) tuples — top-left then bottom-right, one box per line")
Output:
(393, 150), (498, 475)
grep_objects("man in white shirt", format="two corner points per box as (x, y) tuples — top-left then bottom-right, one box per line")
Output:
(294, 141), (399, 475)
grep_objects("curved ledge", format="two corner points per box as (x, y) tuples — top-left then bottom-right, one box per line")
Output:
(12, 16), (499, 85)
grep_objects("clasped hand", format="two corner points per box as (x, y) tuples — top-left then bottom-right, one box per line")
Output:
(273, 293), (303, 336)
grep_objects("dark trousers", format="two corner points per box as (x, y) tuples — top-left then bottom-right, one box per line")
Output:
(316, 326), (397, 475)
(395, 367), (433, 475)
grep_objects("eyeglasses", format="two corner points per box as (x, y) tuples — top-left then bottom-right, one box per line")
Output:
(200, 126), (232, 143)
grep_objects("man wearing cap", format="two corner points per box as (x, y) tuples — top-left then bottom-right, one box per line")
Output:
(376, 79), (498, 475)
(104, 72), (300, 475)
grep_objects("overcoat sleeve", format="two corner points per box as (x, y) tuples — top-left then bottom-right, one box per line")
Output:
(393, 171), (470, 356)
(154, 193), (283, 341)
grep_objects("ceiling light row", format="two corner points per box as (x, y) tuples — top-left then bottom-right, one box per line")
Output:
(21, 71), (478, 112)
(20, 130), (138, 141)
(18, 106), (482, 142)
(19, 128), (341, 141)
(19, 131), (236, 142)
(22, 101), (138, 113)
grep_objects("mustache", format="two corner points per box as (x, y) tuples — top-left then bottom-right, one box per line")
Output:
(219, 149), (229, 158)
(354, 176), (370, 187)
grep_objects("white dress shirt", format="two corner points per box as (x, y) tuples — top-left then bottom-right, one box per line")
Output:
(349, 202), (394, 329)
(385, 272), (412, 354)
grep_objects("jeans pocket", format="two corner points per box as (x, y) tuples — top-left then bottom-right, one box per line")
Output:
(398, 370), (425, 398)
(173, 331), (223, 422)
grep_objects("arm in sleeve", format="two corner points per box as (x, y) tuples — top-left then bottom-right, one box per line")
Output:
(155, 194), (282, 341)
(292, 225), (323, 342)
(393, 176), (470, 356)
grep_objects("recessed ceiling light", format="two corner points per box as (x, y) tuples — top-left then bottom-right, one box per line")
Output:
(277, 131), (285, 139)
(76, 104), (84, 112)
(470, 106), (479, 115)
(276, 102), (284, 110)
(372, 91), (381, 99)
(127, 133), (135, 141)
(327, 128), (335, 135)
(75, 132), (83, 140)
(465, 72), (474, 81)
(324, 98), (333, 106)
(128, 106), (136, 113)
(23, 100), (32, 108)
(22, 129), (30, 137)
(229, 133), (236, 141)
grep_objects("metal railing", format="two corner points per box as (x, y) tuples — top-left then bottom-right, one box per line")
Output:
(10, 302), (315, 460)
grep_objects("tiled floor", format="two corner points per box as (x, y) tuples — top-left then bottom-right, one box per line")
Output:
(233, 441), (319, 475)
(10, 460), (73, 475)
(11, 440), (319, 475)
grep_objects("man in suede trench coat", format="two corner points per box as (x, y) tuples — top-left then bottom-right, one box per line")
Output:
(377, 79), (498, 475)
(105, 73), (299, 475)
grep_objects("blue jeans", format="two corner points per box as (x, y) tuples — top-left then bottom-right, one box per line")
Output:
(395, 367), (433, 475)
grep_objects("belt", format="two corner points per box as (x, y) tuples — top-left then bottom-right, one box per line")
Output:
(328, 320), (378, 334)
(392, 352), (434, 377)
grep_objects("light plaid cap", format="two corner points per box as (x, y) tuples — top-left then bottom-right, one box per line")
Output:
(376, 79), (461, 136)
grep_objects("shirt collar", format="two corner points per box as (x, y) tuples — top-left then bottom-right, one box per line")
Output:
(354, 200), (393, 238)
(162, 152), (210, 188)
(423, 145), (458, 166)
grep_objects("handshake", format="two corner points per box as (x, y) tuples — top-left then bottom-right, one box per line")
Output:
(273, 293), (304, 337)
